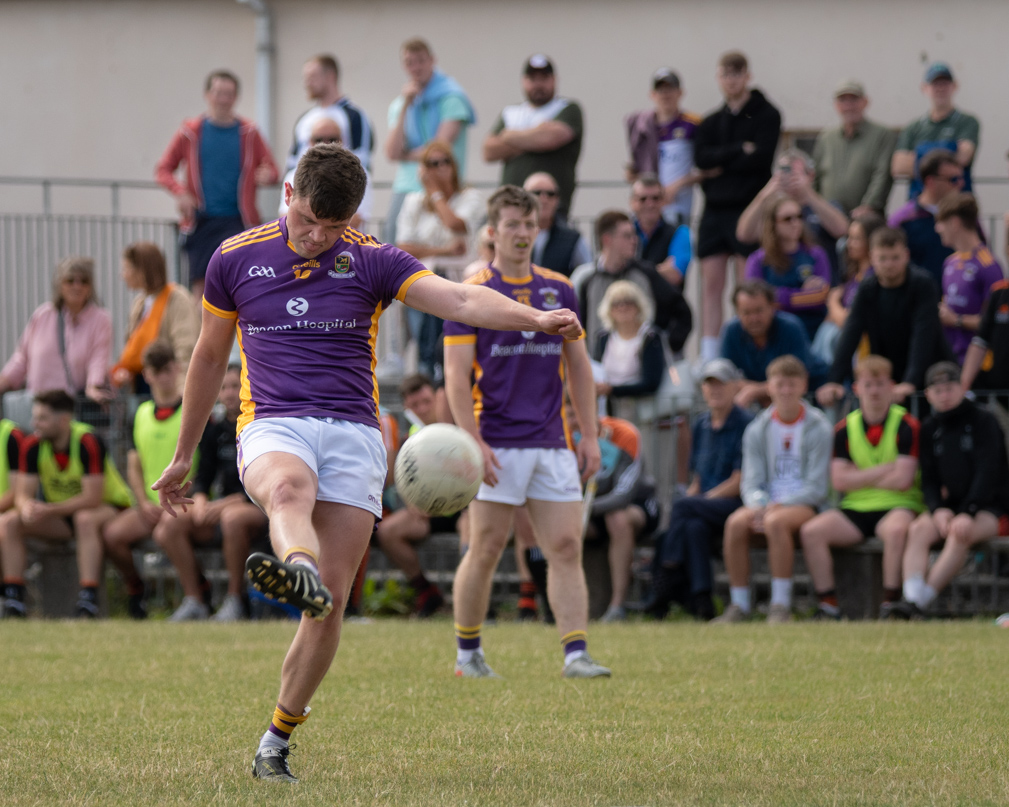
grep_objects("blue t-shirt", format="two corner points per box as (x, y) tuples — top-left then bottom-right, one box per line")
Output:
(199, 119), (242, 217)
(720, 310), (828, 388)
(690, 406), (753, 493)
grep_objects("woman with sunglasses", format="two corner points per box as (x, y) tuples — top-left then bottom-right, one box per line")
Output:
(743, 195), (831, 340)
(0, 256), (113, 408)
(396, 141), (484, 375)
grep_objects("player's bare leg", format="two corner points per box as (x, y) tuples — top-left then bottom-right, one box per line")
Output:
(526, 498), (610, 677)
(242, 453), (333, 620)
(452, 499), (512, 677)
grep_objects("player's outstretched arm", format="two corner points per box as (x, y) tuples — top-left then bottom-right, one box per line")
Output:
(403, 274), (582, 339)
(152, 308), (236, 515)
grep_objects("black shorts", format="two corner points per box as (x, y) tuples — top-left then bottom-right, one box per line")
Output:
(840, 508), (901, 538)
(697, 206), (757, 259)
(590, 495), (661, 542)
(183, 214), (245, 284)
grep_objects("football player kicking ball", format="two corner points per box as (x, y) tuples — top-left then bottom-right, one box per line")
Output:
(443, 185), (609, 680)
(152, 147), (583, 784)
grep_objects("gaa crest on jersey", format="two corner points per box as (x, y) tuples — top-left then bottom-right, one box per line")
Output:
(330, 252), (356, 279)
(539, 288), (560, 309)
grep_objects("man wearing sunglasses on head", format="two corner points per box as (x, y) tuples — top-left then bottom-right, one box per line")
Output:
(522, 172), (591, 277)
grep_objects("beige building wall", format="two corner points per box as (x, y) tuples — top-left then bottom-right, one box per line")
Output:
(3, 0), (1008, 221)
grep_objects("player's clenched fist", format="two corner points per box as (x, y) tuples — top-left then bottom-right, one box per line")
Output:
(537, 308), (583, 340)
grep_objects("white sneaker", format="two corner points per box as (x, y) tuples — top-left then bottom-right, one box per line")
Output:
(599, 605), (627, 623)
(454, 655), (502, 678)
(562, 654), (612, 678)
(170, 595), (209, 621)
(213, 594), (246, 622)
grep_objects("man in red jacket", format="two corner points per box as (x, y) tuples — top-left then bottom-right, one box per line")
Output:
(155, 70), (279, 300)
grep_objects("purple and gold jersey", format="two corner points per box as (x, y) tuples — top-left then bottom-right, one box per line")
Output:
(942, 245), (1005, 362)
(443, 265), (582, 450)
(203, 218), (432, 435)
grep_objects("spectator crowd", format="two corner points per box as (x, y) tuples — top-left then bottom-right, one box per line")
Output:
(4, 40), (1009, 624)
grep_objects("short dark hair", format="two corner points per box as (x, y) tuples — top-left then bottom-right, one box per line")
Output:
(205, 70), (239, 94)
(870, 227), (908, 250)
(919, 148), (960, 181)
(935, 192), (979, 229)
(123, 242), (167, 292)
(595, 210), (632, 245)
(719, 51), (748, 73)
(34, 389), (75, 414)
(400, 373), (434, 398)
(142, 340), (176, 372)
(291, 144), (367, 222)
(487, 185), (538, 227)
(732, 279), (776, 306)
(309, 54), (339, 79)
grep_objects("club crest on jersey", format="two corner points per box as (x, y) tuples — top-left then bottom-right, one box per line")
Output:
(539, 288), (560, 309)
(329, 252), (356, 279)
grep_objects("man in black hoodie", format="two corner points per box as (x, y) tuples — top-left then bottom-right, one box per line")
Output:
(694, 51), (781, 362)
(895, 361), (1009, 617)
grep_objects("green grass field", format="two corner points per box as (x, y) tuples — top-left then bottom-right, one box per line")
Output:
(4, 618), (1009, 806)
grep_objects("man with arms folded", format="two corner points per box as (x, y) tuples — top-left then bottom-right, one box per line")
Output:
(443, 185), (607, 679)
(152, 146), (585, 783)
(713, 356), (831, 623)
(896, 361), (1009, 618)
(800, 355), (923, 620)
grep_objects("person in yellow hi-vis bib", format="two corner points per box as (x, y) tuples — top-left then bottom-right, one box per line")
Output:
(0, 417), (26, 518)
(102, 341), (202, 621)
(0, 389), (132, 617)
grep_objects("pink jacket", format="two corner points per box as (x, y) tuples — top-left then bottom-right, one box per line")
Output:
(155, 115), (279, 234)
(0, 302), (112, 394)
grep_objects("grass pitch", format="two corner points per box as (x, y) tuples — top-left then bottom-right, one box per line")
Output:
(3, 618), (1009, 806)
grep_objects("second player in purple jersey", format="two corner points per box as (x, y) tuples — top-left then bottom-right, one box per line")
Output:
(443, 265), (582, 450)
(202, 218), (432, 434)
(941, 245), (1004, 362)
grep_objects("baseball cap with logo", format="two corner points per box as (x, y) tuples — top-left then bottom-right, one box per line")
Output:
(925, 360), (961, 387)
(523, 54), (554, 75)
(924, 62), (954, 83)
(652, 68), (681, 90)
(834, 79), (865, 99)
(701, 358), (743, 384)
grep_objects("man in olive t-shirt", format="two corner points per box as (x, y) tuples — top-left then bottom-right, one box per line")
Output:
(483, 55), (583, 218)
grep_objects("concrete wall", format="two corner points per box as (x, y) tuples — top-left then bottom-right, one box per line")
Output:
(4, 0), (1009, 221)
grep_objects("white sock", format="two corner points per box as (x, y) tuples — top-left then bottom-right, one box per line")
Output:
(456, 646), (483, 665)
(903, 574), (924, 604)
(730, 586), (751, 613)
(917, 583), (938, 609)
(258, 730), (288, 753)
(701, 336), (720, 363)
(564, 649), (587, 667)
(770, 578), (793, 608)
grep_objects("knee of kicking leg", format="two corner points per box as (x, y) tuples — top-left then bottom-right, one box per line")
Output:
(267, 477), (315, 515)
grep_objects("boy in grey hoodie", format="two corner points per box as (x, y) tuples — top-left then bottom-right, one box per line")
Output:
(714, 355), (832, 622)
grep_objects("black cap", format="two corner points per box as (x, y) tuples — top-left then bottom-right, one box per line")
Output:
(925, 361), (961, 387)
(523, 54), (554, 75)
(652, 68), (681, 90)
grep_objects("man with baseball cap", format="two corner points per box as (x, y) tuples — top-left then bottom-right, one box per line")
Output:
(891, 62), (980, 199)
(894, 360), (1009, 618)
(625, 68), (702, 226)
(644, 358), (753, 620)
(812, 79), (897, 217)
(484, 55), (584, 217)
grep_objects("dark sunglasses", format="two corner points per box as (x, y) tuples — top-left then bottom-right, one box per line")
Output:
(424, 158), (452, 169)
(529, 189), (558, 198)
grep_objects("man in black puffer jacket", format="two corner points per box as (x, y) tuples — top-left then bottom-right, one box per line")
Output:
(895, 361), (1009, 617)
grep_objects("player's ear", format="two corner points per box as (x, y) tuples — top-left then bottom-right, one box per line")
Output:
(284, 182), (294, 206)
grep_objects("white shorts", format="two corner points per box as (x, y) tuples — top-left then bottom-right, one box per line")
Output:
(477, 447), (583, 506)
(237, 416), (387, 518)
